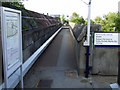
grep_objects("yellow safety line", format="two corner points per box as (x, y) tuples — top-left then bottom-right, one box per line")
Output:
(35, 80), (40, 88)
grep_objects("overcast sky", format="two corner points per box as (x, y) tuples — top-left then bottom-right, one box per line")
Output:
(23, 0), (120, 19)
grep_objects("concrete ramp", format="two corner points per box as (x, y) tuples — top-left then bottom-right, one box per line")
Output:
(35, 26), (77, 69)
(23, 26), (78, 88)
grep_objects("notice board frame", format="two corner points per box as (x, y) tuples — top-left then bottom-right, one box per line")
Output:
(1, 7), (23, 88)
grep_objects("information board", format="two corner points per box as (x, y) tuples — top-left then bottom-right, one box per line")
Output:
(1, 7), (22, 77)
(6, 11), (20, 69)
(94, 33), (120, 46)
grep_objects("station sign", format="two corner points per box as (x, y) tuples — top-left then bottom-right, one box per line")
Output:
(94, 33), (120, 46)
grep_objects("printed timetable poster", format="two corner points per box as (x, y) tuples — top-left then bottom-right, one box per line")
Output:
(5, 11), (20, 69)
(94, 33), (120, 46)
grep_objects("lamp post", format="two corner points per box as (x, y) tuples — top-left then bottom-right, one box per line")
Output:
(83, 0), (92, 78)
(84, 0), (91, 46)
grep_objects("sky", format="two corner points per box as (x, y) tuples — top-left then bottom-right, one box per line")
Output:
(22, 0), (120, 20)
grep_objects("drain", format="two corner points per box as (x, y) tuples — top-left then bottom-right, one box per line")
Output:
(65, 72), (75, 77)
(65, 70), (78, 77)
(35, 79), (53, 88)
(80, 79), (89, 83)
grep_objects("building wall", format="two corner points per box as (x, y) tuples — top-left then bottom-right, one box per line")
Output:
(92, 47), (119, 75)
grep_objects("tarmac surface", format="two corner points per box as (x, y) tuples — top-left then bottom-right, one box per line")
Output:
(23, 27), (117, 88)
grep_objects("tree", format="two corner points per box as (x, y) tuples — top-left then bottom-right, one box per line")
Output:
(115, 13), (120, 31)
(94, 16), (102, 24)
(94, 12), (118, 31)
(70, 12), (85, 24)
(100, 12), (117, 31)
(70, 12), (79, 23)
(71, 12), (79, 18)
(61, 15), (69, 25)
(65, 19), (69, 25)
(85, 18), (95, 25)
(78, 16), (85, 24)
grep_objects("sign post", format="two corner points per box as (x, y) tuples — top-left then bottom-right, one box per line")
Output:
(1, 7), (23, 88)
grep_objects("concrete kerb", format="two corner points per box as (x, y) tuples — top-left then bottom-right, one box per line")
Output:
(68, 25), (80, 76)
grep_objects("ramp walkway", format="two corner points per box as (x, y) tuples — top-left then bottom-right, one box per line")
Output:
(24, 26), (79, 88)
(21, 26), (116, 88)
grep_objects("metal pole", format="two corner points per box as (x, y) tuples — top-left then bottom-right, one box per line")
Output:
(85, 46), (90, 78)
(84, 0), (92, 78)
(90, 31), (94, 67)
(87, 0), (91, 46)
(20, 65), (24, 88)
(118, 50), (120, 85)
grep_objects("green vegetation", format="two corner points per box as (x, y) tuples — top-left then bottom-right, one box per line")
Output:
(55, 17), (61, 21)
(85, 18), (95, 25)
(94, 12), (118, 31)
(3, 2), (120, 32)
(70, 12), (120, 32)
(70, 12), (95, 25)
(61, 15), (69, 25)
(115, 15), (120, 32)
(2, 2), (25, 9)
(2, 2), (61, 30)
(70, 12), (85, 24)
